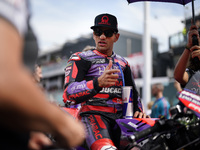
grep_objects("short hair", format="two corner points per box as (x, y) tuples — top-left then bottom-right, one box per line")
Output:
(153, 83), (164, 92)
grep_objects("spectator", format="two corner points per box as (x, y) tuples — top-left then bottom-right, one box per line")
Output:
(174, 24), (200, 88)
(32, 64), (45, 92)
(34, 64), (43, 83)
(0, 0), (85, 149)
(174, 23), (200, 115)
(151, 83), (170, 119)
(63, 13), (148, 150)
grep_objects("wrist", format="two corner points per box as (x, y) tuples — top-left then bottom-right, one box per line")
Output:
(185, 45), (191, 52)
(94, 78), (102, 91)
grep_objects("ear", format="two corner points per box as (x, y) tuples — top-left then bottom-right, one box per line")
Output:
(114, 33), (120, 43)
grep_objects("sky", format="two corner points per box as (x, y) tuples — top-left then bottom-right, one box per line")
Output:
(30, 0), (200, 53)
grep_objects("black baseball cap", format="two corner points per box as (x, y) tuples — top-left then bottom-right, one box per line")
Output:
(91, 13), (118, 33)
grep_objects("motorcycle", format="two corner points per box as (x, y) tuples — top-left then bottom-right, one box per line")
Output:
(52, 71), (200, 150)
(118, 109), (200, 150)
(121, 71), (200, 150)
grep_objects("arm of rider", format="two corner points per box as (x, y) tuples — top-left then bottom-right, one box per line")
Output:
(98, 60), (149, 118)
(0, 18), (85, 148)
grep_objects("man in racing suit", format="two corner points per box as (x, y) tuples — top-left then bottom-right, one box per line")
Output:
(63, 13), (148, 150)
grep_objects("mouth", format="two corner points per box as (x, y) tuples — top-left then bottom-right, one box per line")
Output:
(98, 41), (107, 47)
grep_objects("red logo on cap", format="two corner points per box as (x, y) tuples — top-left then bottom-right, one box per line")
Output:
(98, 15), (111, 25)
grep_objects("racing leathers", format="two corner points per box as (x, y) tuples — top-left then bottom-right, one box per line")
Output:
(63, 49), (143, 149)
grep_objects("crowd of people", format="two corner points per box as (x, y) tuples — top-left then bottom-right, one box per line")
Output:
(1, 0), (200, 149)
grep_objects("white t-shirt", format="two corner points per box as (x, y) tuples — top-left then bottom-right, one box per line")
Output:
(0, 0), (38, 72)
(0, 0), (29, 36)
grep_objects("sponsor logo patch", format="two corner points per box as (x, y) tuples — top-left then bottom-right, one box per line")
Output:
(100, 87), (121, 94)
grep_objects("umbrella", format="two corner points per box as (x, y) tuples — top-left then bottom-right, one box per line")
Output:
(128, 0), (192, 4)
(127, 0), (196, 22)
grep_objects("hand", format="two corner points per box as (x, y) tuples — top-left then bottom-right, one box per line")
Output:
(186, 25), (199, 48)
(28, 132), (52, 150)
(55, 115), (85, 148)
(133, 111), (150, 118)
(98, 60), (120, 87)
(191, 46), (200, 60)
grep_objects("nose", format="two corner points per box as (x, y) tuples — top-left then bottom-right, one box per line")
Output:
(100, 33), (106, 39)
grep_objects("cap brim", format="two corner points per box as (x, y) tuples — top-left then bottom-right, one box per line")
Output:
(90, 25), (118, 32)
